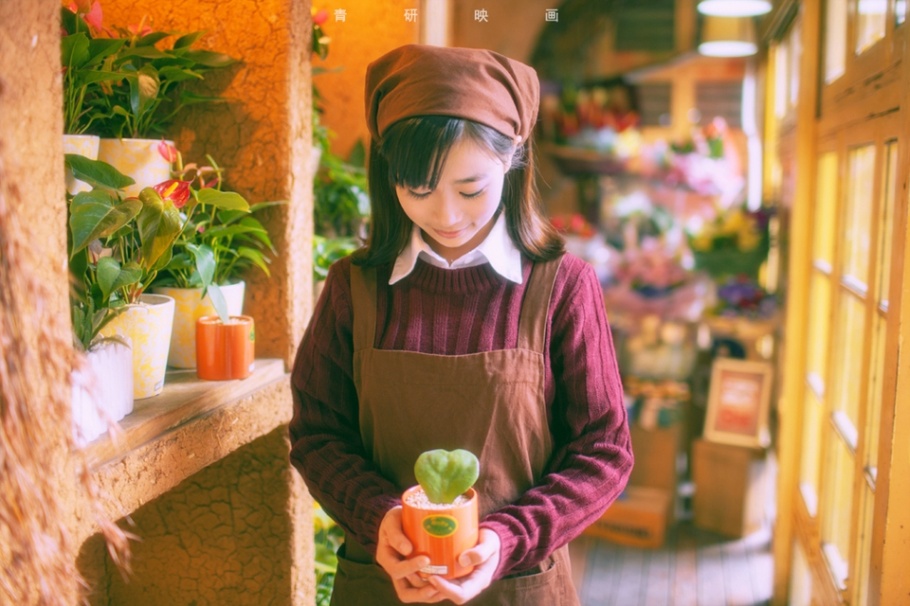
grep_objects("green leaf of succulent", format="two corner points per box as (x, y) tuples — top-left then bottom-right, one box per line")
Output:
(414, 449), (479, 505)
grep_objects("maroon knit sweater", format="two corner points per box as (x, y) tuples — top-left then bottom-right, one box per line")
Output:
(289, 253), (633, 578)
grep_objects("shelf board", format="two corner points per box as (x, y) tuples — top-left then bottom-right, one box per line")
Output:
(83, 358), (287, 470)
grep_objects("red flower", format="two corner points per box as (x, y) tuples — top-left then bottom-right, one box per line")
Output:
(152, 180), (192, 209)
(312, 9), (329, 25)
(157, 140), (178, 163)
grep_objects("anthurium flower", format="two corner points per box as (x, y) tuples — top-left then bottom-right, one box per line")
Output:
(157, 140), (178, 163)
(152, 179), (191, 209)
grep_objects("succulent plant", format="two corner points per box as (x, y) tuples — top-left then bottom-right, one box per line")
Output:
(413, 449), (480, 505)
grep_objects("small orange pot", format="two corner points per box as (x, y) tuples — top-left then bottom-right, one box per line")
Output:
(195, 315), (255, 381)
(401, 486), (478, 580)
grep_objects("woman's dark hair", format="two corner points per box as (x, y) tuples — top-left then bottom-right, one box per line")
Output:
(352, 116), (564, 266)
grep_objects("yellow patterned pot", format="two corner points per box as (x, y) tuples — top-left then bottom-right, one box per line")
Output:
(153, 282), (246, 369)
(97, 137), (174, 197)
(100, 294), (175, 399)
(63, 134), (100, 195)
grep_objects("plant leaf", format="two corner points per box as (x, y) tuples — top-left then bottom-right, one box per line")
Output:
(137, 188), (183, 270)
(196, 188), (250, 211)
(69, 191), (142, 255)
(65, 154), (135, 191)
(413, 449), (479, 505)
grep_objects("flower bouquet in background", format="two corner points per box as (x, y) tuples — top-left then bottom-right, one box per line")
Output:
(704, 276), (779, 340)
(540, 81), (642, 176)
(687, 204), (771, 280)
(643, 117), (745, 206)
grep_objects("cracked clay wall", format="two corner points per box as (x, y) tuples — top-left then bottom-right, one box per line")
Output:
(78, 427), (302, 605)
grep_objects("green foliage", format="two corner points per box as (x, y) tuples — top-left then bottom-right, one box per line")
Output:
(414, 449), (480, 505)
(314, 503), (344, 606)
(151, 153), (280, 322)
(61, 5), (237, 139)
(312, 142), (369, 281)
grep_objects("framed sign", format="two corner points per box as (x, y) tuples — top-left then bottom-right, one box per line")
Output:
(704, 358), (773, 448)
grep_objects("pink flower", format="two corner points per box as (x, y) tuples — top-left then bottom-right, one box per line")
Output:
(312, 8), (329, 25)
(157, 140), (178, 163)
(152, 179), (191, 209)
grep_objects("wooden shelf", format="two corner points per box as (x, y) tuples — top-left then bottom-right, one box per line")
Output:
(84, 358), (287, 470)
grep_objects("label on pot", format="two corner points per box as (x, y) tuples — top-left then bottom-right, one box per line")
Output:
(422, 515), (458, 538)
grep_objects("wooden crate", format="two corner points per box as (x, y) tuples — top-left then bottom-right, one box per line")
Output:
(629, 422), (681, 494)
(584, 486), (672, 548)
(691, 438), (769, 538)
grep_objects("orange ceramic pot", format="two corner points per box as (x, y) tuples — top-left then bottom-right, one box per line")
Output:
(195, 315), (255, 381)
(401, 486), (478, 580)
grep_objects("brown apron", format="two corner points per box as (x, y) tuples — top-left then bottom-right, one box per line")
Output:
(331, 259), (579, 606)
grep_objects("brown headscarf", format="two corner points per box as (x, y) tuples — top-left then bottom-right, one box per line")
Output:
(365, 44), (540, 144)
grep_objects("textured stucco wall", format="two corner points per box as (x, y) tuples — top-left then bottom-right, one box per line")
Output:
(78, 427), (309, 605)
(101, 0), (315, 366)
(0, 0), (81, 603)
(313, 0), (419, 158)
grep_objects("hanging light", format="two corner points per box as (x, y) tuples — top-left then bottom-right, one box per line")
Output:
(697, 0), (772, 17)
(698, 16), (758, 57)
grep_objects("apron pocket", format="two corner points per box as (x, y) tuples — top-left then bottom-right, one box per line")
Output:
(469, 555), (578, 606)
(331, 545), (401, 605)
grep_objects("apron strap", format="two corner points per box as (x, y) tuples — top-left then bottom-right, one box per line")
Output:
(517, 256), (564, 354)
(349, 263), (377, 352)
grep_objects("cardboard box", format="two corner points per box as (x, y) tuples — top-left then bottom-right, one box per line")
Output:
(584, 486), (671, 548)
(629, 422), (681, 494)
(692, 438), (769, 538)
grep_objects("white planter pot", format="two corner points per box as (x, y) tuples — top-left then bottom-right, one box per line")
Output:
(152, 281), (246, 369)
(63, 133), (101, 195)
(71, 339), (134, 446)
(97, 137), (174, 197)
(101, 293), (176, 399)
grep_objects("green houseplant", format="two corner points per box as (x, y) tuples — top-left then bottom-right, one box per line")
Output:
(151, 149), (278, 368)
(400, 449), (480, 580)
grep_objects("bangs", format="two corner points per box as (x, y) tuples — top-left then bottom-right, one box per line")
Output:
(379, 116), (464, 190)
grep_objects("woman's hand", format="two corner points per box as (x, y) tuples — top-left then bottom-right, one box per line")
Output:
(375, 507), (446, 603)
(426, 528), (502, 605)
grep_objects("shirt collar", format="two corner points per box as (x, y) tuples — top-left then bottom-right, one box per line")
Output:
(389, 212), (523, 285)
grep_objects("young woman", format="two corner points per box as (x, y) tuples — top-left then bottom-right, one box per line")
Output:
(290, 44), (633, 605)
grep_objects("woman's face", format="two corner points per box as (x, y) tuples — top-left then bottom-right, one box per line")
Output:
(395, 138), (509, 263)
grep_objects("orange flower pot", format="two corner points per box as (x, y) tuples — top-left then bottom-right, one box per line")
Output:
(401, 486), (478, 580)
(195, 315), (255, 381)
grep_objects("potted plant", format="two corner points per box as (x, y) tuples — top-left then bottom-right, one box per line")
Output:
(67, 154), (210, 399)
(66, 153), (138, 443)
(66, 3), (238, 195)
(400, 449), (480, 580)
(60, 2), (125, 194)
(152, 147), (278, 368)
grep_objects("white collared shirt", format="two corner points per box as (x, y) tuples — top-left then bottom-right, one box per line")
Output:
(389, 212), (523, 285)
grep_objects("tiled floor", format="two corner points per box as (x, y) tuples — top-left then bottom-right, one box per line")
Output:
(569, 522), (773, 606)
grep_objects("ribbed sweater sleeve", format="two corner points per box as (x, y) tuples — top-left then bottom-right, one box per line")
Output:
(288, 254), (633, 574)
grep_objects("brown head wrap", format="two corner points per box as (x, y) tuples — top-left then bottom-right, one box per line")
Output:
(365, 44), (539, 144)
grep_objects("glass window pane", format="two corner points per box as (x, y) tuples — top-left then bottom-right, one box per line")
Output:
(814, 152), (838, 266)
(788, 20), (802, 110)
(774, 41), (789, 119)
(800, 386), (825, 515)
(857, 0), (887, 53)
(821, 431), (855, 588)
(854, 485), (875, 605)
(865, 314), (886, 480)
(807, 273), (833, 379)
(830, 294), (866, 426)
(826, 0), (847, 82)
(843, 146), (875, 285)
(898, 0), (907, 24)
(789, 539), (814, 606)
(877, 141), (897, 305)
